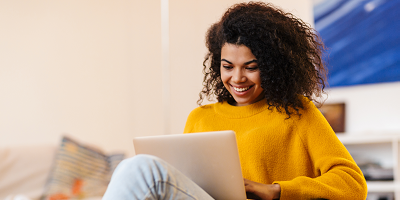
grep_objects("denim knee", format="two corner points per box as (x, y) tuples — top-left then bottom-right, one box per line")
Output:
(115, 154), (167, 176)
(122, 154), (164, 168)
(105, 154), (214, 200)
(131, 154), (164, 165)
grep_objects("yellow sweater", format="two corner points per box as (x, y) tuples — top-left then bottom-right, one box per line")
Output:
(183, 98), (367, 200)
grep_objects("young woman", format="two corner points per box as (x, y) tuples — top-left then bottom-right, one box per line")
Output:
(103, 2), (368, 200)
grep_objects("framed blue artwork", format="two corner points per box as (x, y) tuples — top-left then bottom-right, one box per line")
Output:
(313, 0), (400, 87)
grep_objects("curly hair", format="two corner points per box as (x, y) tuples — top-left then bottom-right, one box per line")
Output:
(198, 1), (327, 118)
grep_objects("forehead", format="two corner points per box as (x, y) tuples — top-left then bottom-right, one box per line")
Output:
(221, 43), (256, 62)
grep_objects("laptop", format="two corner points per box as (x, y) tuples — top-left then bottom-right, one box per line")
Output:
(133, 130), (247, 200)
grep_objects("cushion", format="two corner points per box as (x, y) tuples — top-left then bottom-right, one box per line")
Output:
(0, 144), (56, 200)
(41, 136), (124, 200)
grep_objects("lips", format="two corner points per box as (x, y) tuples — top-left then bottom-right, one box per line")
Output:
(232, 85), (253, 92)
(233, 86), (249, 92)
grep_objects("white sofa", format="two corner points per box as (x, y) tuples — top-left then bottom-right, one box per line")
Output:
(0, 144), (103, 200)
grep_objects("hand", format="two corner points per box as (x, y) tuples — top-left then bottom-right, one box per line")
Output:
(244, 178), (281, 200)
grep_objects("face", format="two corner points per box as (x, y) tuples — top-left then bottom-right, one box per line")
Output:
(220, 43), (264, 106)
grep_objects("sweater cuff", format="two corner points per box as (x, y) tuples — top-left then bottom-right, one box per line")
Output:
(273, 180), (301, 200)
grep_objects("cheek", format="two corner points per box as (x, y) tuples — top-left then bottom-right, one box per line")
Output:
(220, 72), (229, 84)
(253, 72), (262, 86)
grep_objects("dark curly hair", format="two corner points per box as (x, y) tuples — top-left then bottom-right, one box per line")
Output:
(198, 1), (327, 118)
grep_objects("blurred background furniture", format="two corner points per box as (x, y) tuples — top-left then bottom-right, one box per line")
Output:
(0, 136), (123, 200)
(338, 134), (400, 200)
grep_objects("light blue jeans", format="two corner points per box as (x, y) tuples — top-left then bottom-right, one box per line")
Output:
(102, 154), (215, 200)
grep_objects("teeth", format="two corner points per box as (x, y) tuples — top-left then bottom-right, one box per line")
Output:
(233, 86), (250, 92)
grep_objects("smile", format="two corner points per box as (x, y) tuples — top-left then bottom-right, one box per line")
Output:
(232, 86), (251, 92)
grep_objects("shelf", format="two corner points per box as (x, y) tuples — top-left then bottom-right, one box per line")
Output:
(336, 133), (400, 198)
(367, 181), (396, 193)
(337, 134), (397, 145)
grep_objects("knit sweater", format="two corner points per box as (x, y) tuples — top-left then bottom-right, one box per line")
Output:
(183, 98), (368, 200)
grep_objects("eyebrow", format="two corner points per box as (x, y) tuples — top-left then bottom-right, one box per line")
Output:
(221, 59), (257, 65)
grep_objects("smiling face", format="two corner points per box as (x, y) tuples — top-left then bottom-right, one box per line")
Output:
(220, 43), (264, 106)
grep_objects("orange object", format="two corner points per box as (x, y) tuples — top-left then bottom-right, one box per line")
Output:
(72, 178), (84, 195)
(49, 193), (69, 200)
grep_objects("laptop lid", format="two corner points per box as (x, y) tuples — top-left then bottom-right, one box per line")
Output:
(133, 130), (247, 200)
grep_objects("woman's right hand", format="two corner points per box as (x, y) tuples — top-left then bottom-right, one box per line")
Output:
(244, 178), (281, 200)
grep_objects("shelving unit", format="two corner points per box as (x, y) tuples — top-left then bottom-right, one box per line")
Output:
(337, 134), (400, 199)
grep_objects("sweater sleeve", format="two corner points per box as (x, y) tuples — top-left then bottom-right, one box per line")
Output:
(183, 110), (195, 134)
(274, 101), (368, 200)
(183, 106), (205, 134)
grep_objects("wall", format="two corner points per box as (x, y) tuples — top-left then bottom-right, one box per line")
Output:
(0, 0), (163, 156)
(0, 0), (398, 156)
(326, 82), (400, 134)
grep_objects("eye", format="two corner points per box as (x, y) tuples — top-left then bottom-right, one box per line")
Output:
(246, 66), (259, 71)
(222, 65), (233, 70)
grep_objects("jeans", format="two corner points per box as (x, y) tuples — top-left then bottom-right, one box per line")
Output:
(102, 154), (215, 200)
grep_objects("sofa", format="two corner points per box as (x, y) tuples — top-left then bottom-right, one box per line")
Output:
(0, 137), (124, 200)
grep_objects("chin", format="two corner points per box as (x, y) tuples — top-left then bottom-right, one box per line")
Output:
(234, 100), (252, 106)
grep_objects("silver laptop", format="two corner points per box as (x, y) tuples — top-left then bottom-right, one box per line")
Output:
(133, 130), (247, 200)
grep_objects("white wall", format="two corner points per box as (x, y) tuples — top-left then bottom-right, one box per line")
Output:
(0, 0), (399, 156)
(0, 0), (163, 156)
(326, 82), (400, 134)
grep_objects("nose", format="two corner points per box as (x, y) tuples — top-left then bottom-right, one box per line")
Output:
(232, 68), (246, 83)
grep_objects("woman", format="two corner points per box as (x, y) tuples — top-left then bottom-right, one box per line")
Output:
(103, 2), (368, 200)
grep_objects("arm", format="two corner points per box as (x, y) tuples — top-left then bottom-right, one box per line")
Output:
(274, 101), (368, 199)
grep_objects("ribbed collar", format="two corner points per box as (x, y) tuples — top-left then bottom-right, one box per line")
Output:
(214, 99), (270, 119)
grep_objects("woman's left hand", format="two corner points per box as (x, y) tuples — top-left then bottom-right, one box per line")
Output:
(244, 178), (281, 200)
